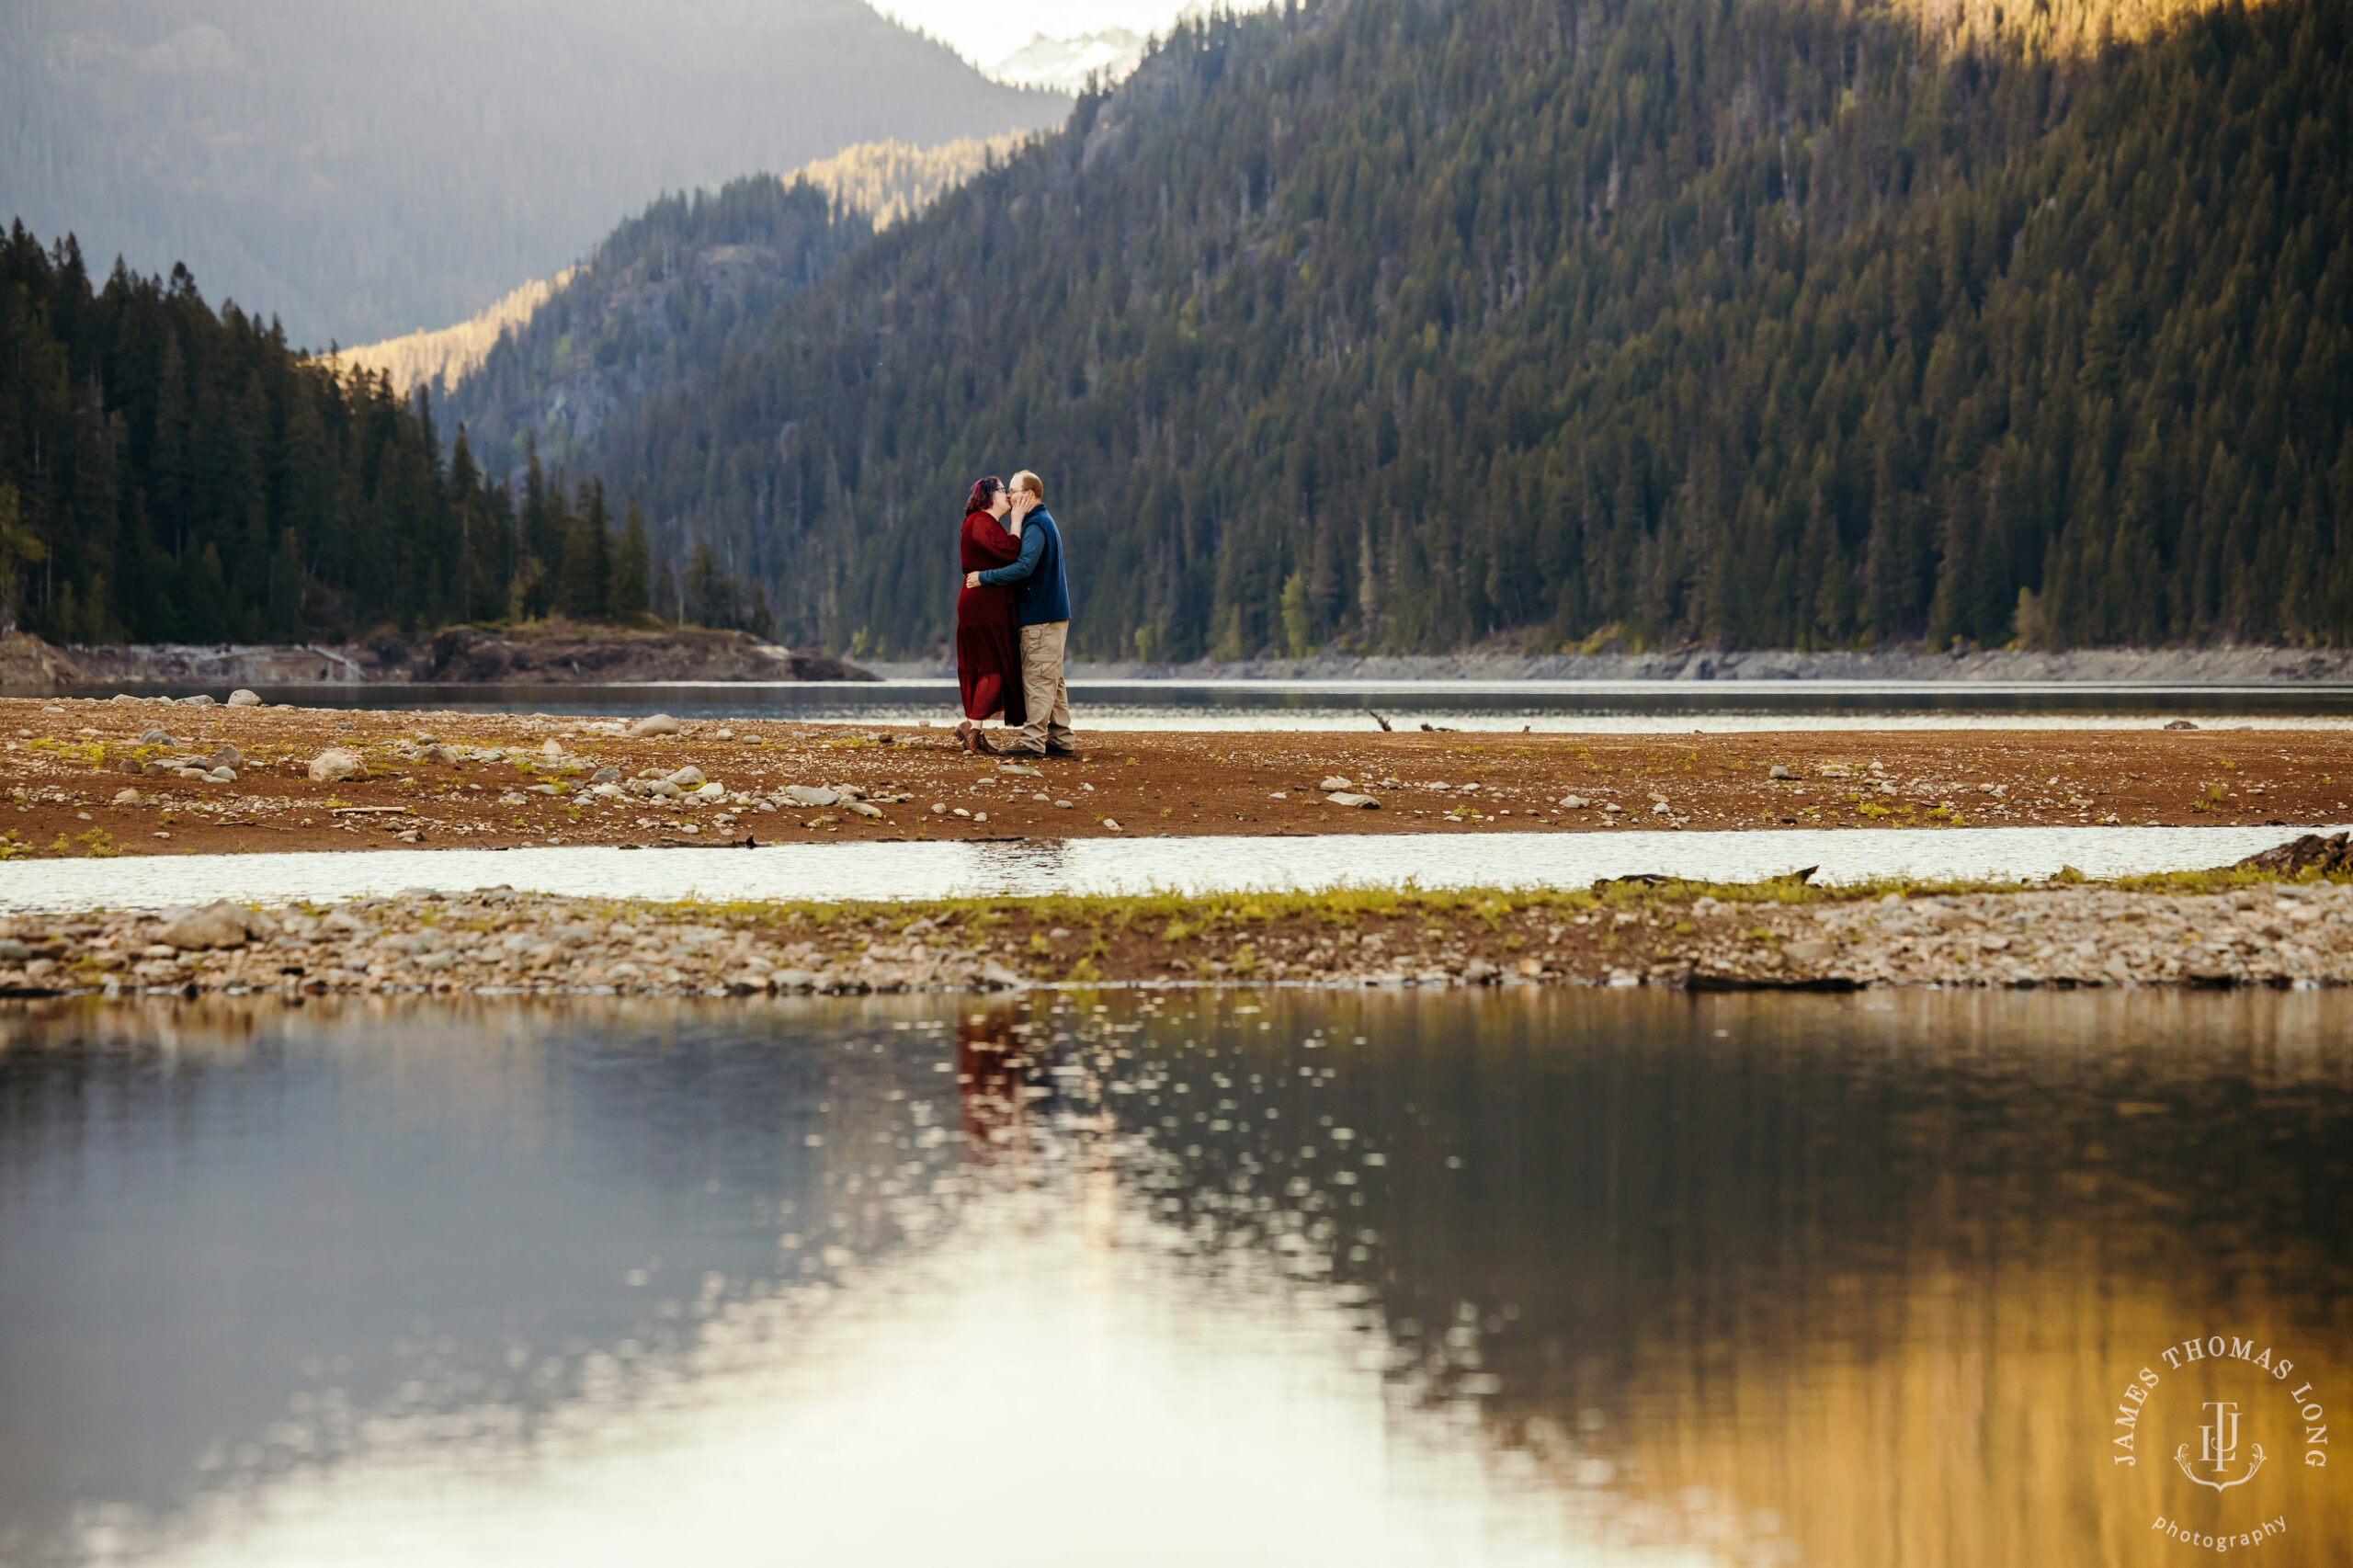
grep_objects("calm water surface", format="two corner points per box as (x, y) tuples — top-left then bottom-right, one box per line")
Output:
(2, 991), (2347, 1566)
(33, 678), (2353, 732)
(0, 824), (2336, 912)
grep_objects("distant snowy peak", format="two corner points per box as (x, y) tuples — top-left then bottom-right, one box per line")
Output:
(987, 28), (1148, 93)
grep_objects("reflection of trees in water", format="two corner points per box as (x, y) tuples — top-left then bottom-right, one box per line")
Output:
(0, 997), (972, 1562)
(1088, 988), (2353, 1568)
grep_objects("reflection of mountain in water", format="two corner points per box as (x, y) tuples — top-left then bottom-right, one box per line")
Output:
(4, 991), (2348, 1565)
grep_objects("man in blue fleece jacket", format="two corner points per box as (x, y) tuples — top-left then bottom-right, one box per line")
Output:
(963, 469), (1075, 756)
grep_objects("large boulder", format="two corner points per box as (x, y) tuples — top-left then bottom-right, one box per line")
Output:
(629, 713), (683, 737)
(308, 748), (366, 781)
(155, 901), (276, 950)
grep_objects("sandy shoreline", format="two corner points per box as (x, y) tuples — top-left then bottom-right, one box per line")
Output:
(1, 696), (2348, 861)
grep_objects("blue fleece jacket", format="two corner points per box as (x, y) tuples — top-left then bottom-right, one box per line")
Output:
(976, 506), (1071, 625)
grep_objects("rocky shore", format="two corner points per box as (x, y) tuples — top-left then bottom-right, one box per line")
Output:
(6, 866), (2349, 1000)
(40, 623), (875, 687)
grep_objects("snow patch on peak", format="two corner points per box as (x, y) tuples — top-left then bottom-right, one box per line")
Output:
(987, 28), (1149, 93)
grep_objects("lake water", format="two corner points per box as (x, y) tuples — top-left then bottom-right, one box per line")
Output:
(2, 990), (2346, 1567)
(41, 677), (2353, 733)
(0, 823), (2329, 912)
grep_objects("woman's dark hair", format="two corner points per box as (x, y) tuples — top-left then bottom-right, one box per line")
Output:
(964, 476), (1005, 515)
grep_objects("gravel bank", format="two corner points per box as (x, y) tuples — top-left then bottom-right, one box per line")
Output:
(6, 874), (2349, 1000)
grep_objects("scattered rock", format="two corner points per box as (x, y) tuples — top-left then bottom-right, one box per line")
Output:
(540, 738), (564, 758)
(138, 727), (176, 746)
(784, 784), (839, 807)
(694, 782), (727, 801)
(111, 788), (141, 804)
(667, 766), (707, 787)
(208, 744), (244, 768)
(1319, 776), (1354, 792)
(1781, 938), (1832, 963)
(2164, 720), (2200, 731)
(1558, 795), (1589, 809)
(227, 689), (261, 707)
(629, 713), (683, 737)
(845, 800), (884, 818)
(1768, 764), (1792, 778)
(1324, 792), (1380, 809)
(1102, 817), (1123, 831)
(589, 766), (621, 783)
(182, 694), (216, 707)
(155, 901), (267, 949)
(207, 767), (237, 783)
(308, 748), (365, 782)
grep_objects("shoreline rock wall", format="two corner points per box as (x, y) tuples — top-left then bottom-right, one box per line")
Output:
(866, 645), (2353, 685)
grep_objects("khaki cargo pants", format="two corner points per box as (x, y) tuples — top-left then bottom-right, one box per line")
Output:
(1006, 620), (1074, 755)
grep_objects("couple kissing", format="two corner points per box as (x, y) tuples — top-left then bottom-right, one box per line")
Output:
(956, 471), (1074, 757)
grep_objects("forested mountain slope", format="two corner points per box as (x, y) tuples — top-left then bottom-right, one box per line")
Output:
(421, 136), (1035, 474)
(0, 229), (684, 643)
(582, 0), (2353, 658)
(3, 0), (1065, 347)
(341, 133), (1030, 406)
(430, 179), (872, 479)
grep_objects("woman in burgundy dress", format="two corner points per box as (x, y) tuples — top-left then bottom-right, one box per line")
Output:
(956, 476), (1026, 753)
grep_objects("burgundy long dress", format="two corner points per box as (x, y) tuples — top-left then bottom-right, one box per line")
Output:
(957, 509), (1027, 726)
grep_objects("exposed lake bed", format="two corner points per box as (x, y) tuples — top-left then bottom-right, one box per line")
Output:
(1, 695), (2349, 864)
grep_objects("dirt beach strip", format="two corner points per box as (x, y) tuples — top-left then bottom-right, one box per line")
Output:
(1, 697), (2349, 859)
(5, 869), (2350, 999)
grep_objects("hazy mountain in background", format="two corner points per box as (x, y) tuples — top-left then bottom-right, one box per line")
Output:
(338, 131), (1028, 403)
(2, 0), (1066, 347)
(398, 131), (1027, 476)
(987, 28), (1150, 93)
